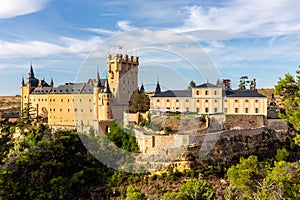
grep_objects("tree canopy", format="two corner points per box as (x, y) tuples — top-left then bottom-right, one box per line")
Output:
(274, 67), (300, 131)
(130, 93), (150, 112)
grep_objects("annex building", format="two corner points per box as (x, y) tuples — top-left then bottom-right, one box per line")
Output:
(150, 82), (267, 116)
(21, 54), (139, 134)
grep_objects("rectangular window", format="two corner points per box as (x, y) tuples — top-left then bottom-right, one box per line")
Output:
(245, 108), (249, 113)
(196, 91), (199, 95)
(205, 90), (208, 95)
(214, 108), (218, 113)
(205, 108), (209, 113)
(196, 108), (200, 113)
(152, 136), (155, 147)
(74, 108), (77, 112)
(224, 108), (227, 113)
(214, 90), (217, 95)
(255, 108), (259, 113)
(235, 108), (239, 113)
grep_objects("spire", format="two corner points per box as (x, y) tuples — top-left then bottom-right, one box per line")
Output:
(155, 79), (161, 94)
(96, 69), (101, 87)
(29, 63), (35, 78)
(140, 83), (145, 93)
(50, 78), (54, 87)
(21, 77), (25, 86)
(104, 77), (111, 93)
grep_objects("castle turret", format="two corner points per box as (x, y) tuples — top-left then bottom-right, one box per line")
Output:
(139, 83), (145, 94)
(50, 78), (54, 88)
(155, 79), (161, 94)
(97, 78), (114, 135)
(26, 64), (39, 87)
(29, 63), (34, 78)
(21, 77), (25, 87)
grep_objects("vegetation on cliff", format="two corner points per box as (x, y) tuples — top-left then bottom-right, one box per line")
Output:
(275, 66), (300, 131)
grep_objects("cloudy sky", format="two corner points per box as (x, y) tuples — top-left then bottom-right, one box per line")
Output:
(0, 0), (299, 95)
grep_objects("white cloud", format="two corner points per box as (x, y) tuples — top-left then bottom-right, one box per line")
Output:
(117, 20), (135, 31)
(81, 28), (119, 35)
(0, 36), (103, 58)
(177, 0), (300, 40)
(0, 0), (49, 18)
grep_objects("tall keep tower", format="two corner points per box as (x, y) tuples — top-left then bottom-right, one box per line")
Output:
(106, 54), (139, 121)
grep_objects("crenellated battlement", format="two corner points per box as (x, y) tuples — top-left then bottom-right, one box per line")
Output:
(107, 54), (139, 65)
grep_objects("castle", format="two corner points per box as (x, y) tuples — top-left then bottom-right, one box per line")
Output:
(21, 53), (267, 135)
(21, 54), (139, 134)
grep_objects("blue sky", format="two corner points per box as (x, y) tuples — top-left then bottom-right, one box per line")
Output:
(0, 0), (299, 95)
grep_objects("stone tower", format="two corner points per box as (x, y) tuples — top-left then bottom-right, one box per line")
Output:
(97, 78), (114, 134)
(21, 64), (39, 113)
(106, 54), (139, 121)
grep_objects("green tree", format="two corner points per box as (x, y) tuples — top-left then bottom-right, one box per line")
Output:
(18, 102), (37, 127)
(274, 67), (300, 131)
(187, 81), (196, 90)
(238, 76), (249, 90)
(107, 122), (139, 153)
(179, 177), (214, 200)
(265, 160), (300, 199)
(0, 128), (109, 200)
(163, 192), (188, 200)
(130, 93), (150, 112)
(126, 186), (145, 200)
(275, 147), (289, 161)
(227, 155), (260, 196)
(0, 119), (14, 164)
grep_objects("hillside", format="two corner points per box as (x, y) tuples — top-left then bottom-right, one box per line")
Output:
(0, 96), (21, 111)
(257, 88), (282, 105)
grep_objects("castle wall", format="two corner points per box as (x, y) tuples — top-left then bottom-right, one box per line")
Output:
(223, 114), (266, 130)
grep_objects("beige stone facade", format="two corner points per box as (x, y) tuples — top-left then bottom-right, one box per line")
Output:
(150, 83), (267, 116)
(21, 54), (139, 134)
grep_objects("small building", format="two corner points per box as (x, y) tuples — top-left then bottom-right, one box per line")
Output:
(150, 82), (267, 116)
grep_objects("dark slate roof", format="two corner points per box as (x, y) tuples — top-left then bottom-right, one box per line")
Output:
(30, 79), (108, 95)
(31, 87), (52, 94)
(152, 90), (192, 97)
(49, 83), (94, 94)
(28, 77), (39, 87)
(195, 83), (219, 88)
(224, 90), (266, 98)
(38, 79), (50, 87)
